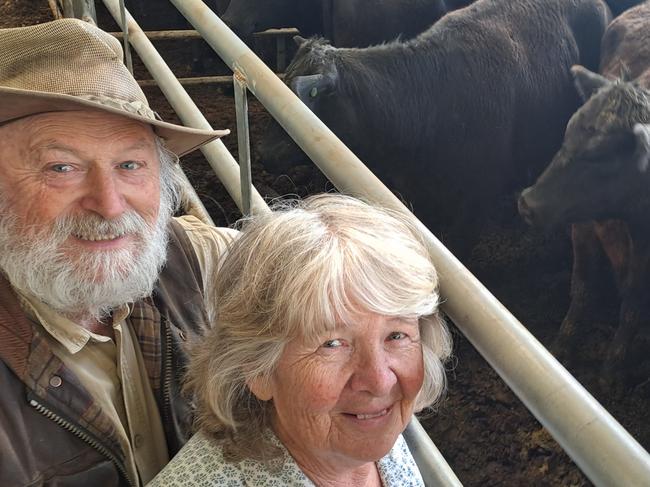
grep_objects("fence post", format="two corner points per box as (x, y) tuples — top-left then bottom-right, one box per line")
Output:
(233, 70), (253, 217)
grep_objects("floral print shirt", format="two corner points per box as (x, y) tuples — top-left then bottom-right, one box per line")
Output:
(147, 430), (425, 486)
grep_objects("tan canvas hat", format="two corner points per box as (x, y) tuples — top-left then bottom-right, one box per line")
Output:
(0, 18), (229, 156)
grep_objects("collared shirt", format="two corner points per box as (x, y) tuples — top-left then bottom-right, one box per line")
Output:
(147, 430), (425, 486)
(15, 215), (238, 486)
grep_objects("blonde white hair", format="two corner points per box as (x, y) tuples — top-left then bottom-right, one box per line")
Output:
(188, 193), (452, 461)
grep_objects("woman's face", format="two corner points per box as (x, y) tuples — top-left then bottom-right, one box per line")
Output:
(257, 313), (424, 470)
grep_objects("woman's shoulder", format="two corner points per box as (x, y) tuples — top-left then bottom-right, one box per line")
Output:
(377, 434), (426, 487)
(147, 430), (246, 486)
(147, 430), (316, 487)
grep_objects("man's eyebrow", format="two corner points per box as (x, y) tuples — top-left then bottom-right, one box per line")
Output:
(27, 141), (79, 161)
(121, 140), (156, 152)
(30, 141), (72, 150)
(29, 139), (154, 156)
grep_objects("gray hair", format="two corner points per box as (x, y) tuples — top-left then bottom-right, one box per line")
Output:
(188, 194), (452, 462)
(156, 136), (184, 213)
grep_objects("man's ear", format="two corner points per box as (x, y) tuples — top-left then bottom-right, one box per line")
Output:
(247, 376), (273, 401)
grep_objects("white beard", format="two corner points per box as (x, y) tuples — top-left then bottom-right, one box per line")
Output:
(0, 203), (172, 322)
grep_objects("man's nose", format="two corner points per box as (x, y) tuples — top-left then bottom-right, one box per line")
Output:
(348, 346), (398, 396)
(80, 168), (127, 220)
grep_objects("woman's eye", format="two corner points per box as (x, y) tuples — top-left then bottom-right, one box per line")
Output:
(49, 163), (73, 173)
(388, 331), (407, 341)
(120, 161), (141, 170)
(322, 338), (344, 348)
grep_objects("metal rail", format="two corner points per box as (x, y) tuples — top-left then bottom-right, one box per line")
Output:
(101, 1), (459, 484)
(102, 0), (267, 217)
(100, 0), (650, 485)
(136, 75), (236, 87)
(61, 0), (97, 24)
(162, 1), (650, 486)
(110, 27), (299, 41)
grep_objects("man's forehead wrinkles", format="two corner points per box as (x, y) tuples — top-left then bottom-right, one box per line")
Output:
(27, 137), (155, 157)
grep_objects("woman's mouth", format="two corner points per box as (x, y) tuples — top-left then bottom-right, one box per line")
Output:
(355, 408), (389, 420)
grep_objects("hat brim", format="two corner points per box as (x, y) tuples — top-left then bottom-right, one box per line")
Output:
(0, 86), (229, 157)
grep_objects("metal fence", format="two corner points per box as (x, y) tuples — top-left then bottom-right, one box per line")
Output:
(93, 1), (650, 485)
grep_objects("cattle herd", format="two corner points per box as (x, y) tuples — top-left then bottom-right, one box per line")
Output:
(219, 0), (650, 392)
(519, 1), (650, 390)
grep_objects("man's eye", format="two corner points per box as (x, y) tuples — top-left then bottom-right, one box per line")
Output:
(322, 338), (343, 348)
(120, 161), (141, 170)
(49, 163), (73, 173)
(388, 331), (407, 341)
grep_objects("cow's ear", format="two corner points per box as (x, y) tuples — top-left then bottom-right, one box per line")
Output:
(294, 35), (307, 47)
(291, 73), (336, 102)
(571, 65), (610, 102)
(633, 123), (650, 172)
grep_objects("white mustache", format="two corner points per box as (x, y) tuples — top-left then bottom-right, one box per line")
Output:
(51, 211), (151, 244)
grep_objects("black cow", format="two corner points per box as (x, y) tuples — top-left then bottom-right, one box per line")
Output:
(258, 0), (611, 257)
(214, 0), (231, 14)
(445, 0), (476, 7)
(605, 0), (647, 16)
(221, 0), (450, 47)
(126, 0), (228, 28)
(221, 0), (323, 40)
(518, 1), (650, 389)
(124, 1), (226, 73)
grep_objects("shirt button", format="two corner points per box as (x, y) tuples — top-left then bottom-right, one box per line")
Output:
(134, 434), (143, 448)
(49, 376), (63, 388)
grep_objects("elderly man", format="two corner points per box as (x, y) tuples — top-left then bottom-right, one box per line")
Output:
(0, 19), (237, 486)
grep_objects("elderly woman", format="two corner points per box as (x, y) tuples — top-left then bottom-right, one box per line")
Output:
(149, 194), (452, 486)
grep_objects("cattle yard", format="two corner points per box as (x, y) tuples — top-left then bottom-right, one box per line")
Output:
(3, 1), (650, 485)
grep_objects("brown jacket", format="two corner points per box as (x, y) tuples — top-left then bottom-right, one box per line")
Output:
(0, 220), (209, 487)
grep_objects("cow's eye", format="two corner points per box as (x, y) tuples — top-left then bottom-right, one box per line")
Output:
(616, 132), (637, 154)
(583, 132), (635, 163)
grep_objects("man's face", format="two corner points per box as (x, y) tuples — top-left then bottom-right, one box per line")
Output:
(0, 110), (161, 254)
(0, 110), (171, 320)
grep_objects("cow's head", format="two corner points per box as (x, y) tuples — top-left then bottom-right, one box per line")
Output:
(286, 36), (340, 111)
(258, 36), (347, 174)
(518, 65), (650, 229)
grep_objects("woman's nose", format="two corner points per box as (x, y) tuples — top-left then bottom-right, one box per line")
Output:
(348, 346), (398, 396)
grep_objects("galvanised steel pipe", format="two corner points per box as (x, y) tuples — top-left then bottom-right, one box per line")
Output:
(170, 1), (650, 485)
(102, 1), (459, 483)
(102, 0), (268, 216)
(404, 419), (462, 487)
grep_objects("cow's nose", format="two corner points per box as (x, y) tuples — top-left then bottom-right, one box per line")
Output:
(517, 190), (535, 226)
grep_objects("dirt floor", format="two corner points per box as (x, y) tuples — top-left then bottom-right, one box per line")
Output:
(4, 2), (650, 486)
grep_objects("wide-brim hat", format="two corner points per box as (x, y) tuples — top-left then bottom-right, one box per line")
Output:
(0, 18), (229, 157)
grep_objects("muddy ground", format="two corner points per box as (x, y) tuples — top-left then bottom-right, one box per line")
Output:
(3, 2), (650, 486)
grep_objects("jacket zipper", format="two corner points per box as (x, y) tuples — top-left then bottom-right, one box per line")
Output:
(161, 319), (173, 425)
(29, 397), (134, 487)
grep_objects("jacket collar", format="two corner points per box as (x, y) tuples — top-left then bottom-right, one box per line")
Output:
(0, 274), (124, 457)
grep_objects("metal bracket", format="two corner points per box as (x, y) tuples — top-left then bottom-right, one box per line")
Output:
(233, 69), (253, 217)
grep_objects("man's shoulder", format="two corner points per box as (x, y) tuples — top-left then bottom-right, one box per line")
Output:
(173, 215), (239, 256)
(171, 216), (240, 297)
